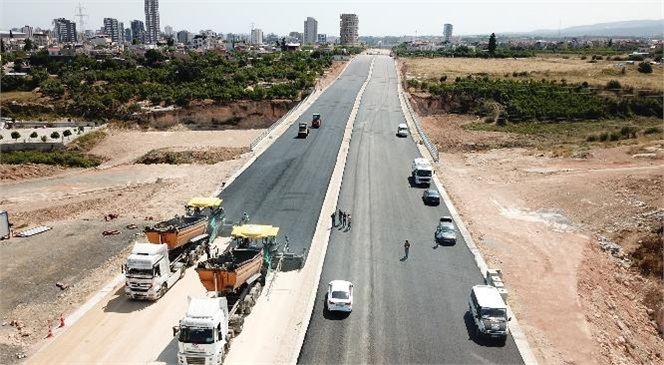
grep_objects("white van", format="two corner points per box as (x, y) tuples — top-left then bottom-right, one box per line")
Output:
(468, 285), (510, 342)
(396, 123), (408, 137)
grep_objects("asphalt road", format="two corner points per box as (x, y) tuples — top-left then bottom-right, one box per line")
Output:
(217, 56), (373, 255)
(297, 56), (525, 364)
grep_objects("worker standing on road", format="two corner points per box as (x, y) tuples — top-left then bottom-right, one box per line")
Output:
(342, 211), (347, 227)
(338, 209), (342, 226)
(204, 242), (211, 259)
(331, 212), (336, 227)
(403, 240), (411, 259)
(242, 212), (250, 225)
(347, 214), (351, 230)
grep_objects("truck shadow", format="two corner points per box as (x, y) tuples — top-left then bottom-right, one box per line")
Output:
(154, 336), (179, 364)
(463, 311), (506, 347)
(407, 176), (426, 188)
(102, 287), (155, 313)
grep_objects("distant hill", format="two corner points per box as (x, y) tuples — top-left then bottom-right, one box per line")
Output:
(529, 19), (663, 38)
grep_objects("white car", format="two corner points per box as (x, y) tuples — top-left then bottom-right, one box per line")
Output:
(396, 123), (408, 137)
(327, 280), (353, 313)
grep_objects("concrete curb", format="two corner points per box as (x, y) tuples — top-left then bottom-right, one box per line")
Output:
(288, 56), (377, 365)
(394, 60), (538, 365)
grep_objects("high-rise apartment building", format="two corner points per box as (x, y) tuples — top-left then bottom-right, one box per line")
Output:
(164, 25), (173, 37)
(53, 18), (77, 43)
(103, 18), (121, 42)
(317, 33), (327, 44)
(251, 28), (263, 45)
(176, 30), (191, 44)
(339, 14), (358, 45)
(144, 0), (160, 44)
(303, 17), (318, 45)
(443, 23), (453, 43)
(130, 20), (145, 43)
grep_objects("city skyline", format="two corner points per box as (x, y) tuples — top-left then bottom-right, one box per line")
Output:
(1, 1), (661, 37)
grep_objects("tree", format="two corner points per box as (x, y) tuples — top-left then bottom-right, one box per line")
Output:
(41, 135), (47, 143)
(1, 40), (5, 53)
(488, 33), (497, 55)
(50, 131), (60, 140)
(30, 131), (38, 139)
(23, 39), (33, 51)
(11, 131), (21, 141)
(166, 37), (174, 47)
(63, 129), (72, 139)
(9, 30), (13, 39)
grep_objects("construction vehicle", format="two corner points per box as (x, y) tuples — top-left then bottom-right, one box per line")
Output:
(311, 113), (322, 128)
(123, 197), (225, 300)
(411, 157), (433, 187)
(175, 224), (280, 365)
(298, 122), (309, 138)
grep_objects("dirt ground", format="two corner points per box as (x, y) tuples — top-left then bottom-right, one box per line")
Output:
(1, 57), (661, 364)
(419, 112), (664, 365)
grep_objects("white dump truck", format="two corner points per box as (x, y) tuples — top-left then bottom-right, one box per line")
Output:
(123, 197), (224, 300)
(411, 157), (433, 186)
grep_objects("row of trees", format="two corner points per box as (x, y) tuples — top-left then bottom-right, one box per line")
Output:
(408, 76), (663, 121)
(2, 47), (358, 119)
(2, 129), (75, 142)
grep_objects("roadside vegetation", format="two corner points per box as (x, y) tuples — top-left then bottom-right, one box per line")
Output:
(0, 150), (102, 168)
(1, 47), (362, 120)
(135, 147), (248, 165)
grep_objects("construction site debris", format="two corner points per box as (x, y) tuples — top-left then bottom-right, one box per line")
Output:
(102, 230), (120, 236)
(126, 224), (138, 229)
(55, 282), (69, 290)
(15, 225), (52, 237)
(104, 213), (119, 221)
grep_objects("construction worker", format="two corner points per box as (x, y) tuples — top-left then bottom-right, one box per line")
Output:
(403, 240), (411, 259)
(242, 212), (250, 225)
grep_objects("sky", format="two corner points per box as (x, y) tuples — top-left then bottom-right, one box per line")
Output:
(1, 0), (662, 37)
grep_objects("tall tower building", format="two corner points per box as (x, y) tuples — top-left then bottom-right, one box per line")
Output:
(103, 18), (121, 42)
(164, 25), (173, 37)
(303, 17), (318, 45)
(130, 20), (145, 43)
(339, 14), (358, 45)
(443, 23), (453, 43)
(53, 18), (78, 43)
(144, 0), (160, 44)
(251, 28), (263, 45)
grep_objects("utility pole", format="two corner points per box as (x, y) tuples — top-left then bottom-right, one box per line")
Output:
(74, 2), (88, 42)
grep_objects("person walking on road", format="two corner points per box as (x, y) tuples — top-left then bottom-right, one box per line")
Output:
(347, 214), (352, 230)
(338, 209), (342, 224)
(331, 211), (336, 227)
(403, 240), (411, 259)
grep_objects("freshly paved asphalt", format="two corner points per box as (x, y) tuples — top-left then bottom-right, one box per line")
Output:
(297, 56), (525, 364)
(217, 57), (372, 255)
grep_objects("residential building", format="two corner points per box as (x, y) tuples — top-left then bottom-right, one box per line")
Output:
(176, 30), (191, 45)
(103, 18), (121, 42)
(53, 18), (77, 43)
(130, 20), (145, 43)
(144, 0), (160, 44)
(443, 23), (453, 43)
(20, 25), (33, 39)
(164, 25), (173, 37)
(339, 14), (358, 45)
(303, 17), (318, 44)
(251, 28), (263, 45)
(289, 31), (302, 42)
(32, 32), (49, 48)
(317, 33), (327, 44)
(124, 28), (132, 42)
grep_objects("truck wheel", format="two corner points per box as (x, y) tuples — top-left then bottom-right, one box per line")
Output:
(243, 296), (254, 314)
(158, 283), (167, 299)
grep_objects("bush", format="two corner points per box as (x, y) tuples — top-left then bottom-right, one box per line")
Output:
(50, 131), (60, 140)
(439, 74), (448, 83)
(606, 80), (621, 89)
(609, 132), (621, 141)
(630, 224), (663, 277)
(643, 126), (663, 135)
(637, 62), (653, 74)
(619, 126), (638, 138)
(586, 134), (598, 142)
(0, 150), (102, 168)
(598, 131), (609, 142)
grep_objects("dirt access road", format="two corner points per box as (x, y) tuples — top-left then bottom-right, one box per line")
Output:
(0, 56), (661, 364)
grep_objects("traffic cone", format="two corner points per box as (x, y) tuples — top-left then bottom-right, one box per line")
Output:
(46, 324), (53, 338)
(59, 314), (65, 328)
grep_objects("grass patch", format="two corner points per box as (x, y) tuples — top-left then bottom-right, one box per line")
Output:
(464, 118), (663, 148)
(135, 147), (247, 165)
(0, 150), (102, 168)
(66, 130), (108, 152)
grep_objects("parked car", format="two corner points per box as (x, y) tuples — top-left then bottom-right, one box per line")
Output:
(422, 188), (441, 205)
(326, 280), (353, 313)
(396, 123), (408, 137)
(435, 216), (457, 245)
(311, 113), (322, 128)
(468, 285), (510, 342)
(298, 122), (309, 138)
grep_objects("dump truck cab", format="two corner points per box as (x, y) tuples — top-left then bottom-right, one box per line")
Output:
(298, 122), (309, 138)
(311, 113), (321, 128)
